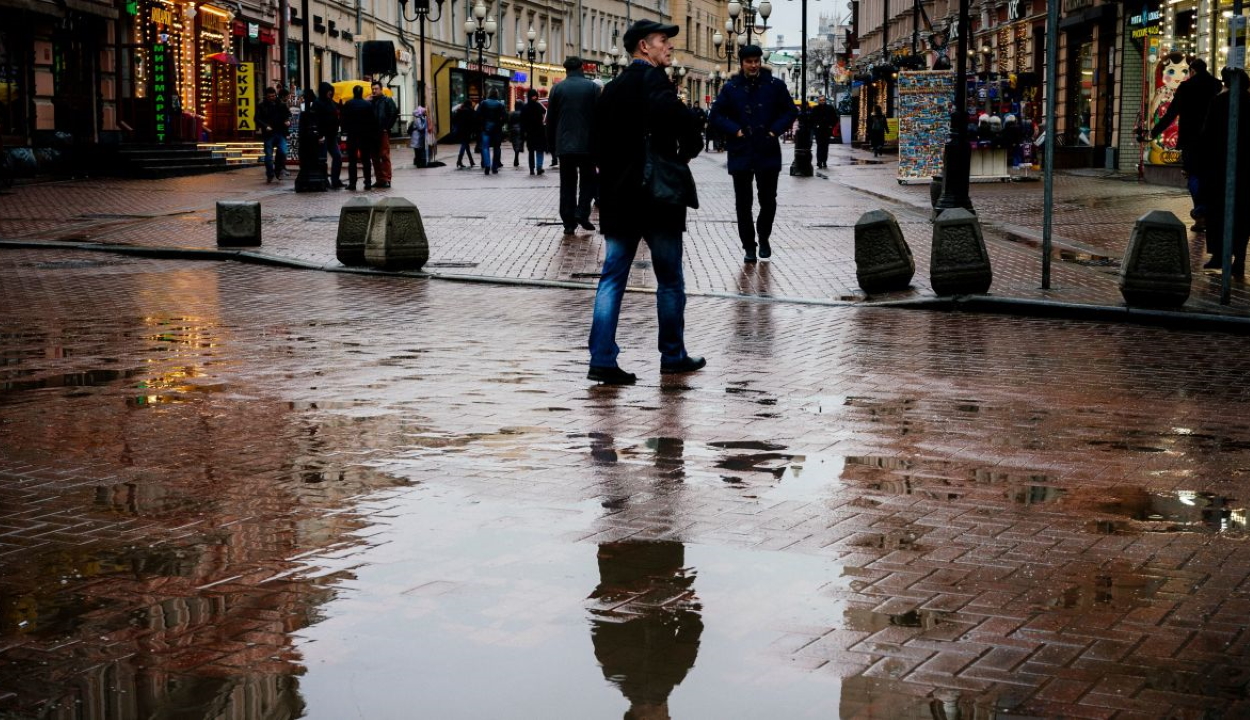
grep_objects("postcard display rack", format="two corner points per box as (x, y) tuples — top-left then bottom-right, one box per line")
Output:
(897, 70), (954, 185)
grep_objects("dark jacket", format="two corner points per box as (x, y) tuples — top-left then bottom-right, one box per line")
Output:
(547, 70), (599, 155)
(594, 60), (702, 237)
(372, 93), (399, 135)
(453, 102), (478, 143)
(811, 102), (837, 133)
(341, 97), (379, 144)
(312, 82), (340, 139)
(867, 112), (887, 146)
(477, 97), (507, 138)
(257, 98), (291, 139)
(709, 68), (797, 173)
(521, 99), (547, 151)
(508, 109), (524, 147)
(1153, 68), (1222, 151)
(1199, 86), (1250, 230)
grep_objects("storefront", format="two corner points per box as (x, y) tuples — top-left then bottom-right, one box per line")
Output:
(496, 56), (564, 108)
(431, 54), (512, 143)
(1055, 0), (1118, 167)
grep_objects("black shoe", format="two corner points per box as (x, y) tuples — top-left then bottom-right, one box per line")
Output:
(660, 356), (707, 375)
(579, 220), (595, 231)
(588, 366), (637, 385)
(347, 183), (357, 191)
(364, 183), (372, 190)
(457, 162), (465, 169)
(330, 180), (344, 189)
(530, 169), (536, 175)
(759, 240), (772, 260)
(537, 168), (544, 175)
(514, 160), (520, 167)
(744, 249), (758, 263)
(1204, 258), (1222, 270)
(266, 175), (274, 184)
(564, 226), (576, 235)
(1192, 221), (1206, 233)
(375, 181), (391, 189)
(485, 168), (491, 175)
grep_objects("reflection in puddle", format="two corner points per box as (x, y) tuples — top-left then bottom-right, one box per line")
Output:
(1095, 488), (1246, 533)
(0, 367), (147, 392)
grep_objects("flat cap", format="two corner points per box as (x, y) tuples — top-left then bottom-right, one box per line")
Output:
(623, 19), (679, 54)
(739, 44), (763, 60)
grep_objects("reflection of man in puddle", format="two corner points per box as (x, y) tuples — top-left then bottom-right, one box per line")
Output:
(588, 541), (703, 720)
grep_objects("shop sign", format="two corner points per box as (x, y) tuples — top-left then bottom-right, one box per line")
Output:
(152, 41), (171, 142)
(1129, 8), (1162, 39)
(236, 62), (256, 131)
(248, 22), (259, 39)
(512, 71), (527, 83)
(151, 6), (174, 26)
(1007, 0), (1023, 22)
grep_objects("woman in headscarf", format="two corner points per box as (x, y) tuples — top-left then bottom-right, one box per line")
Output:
(409, 106), (429, 167)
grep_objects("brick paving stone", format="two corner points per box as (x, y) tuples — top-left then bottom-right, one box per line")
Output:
(1, 251), (1249, 716)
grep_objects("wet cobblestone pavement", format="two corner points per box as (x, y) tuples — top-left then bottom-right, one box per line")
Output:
(2, 249), (1250, 718)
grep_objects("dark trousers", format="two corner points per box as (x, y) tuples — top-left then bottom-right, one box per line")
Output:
(558, 154), (597, 227)
(815, 133), (830, 166)
(1182, 148), (1205, 218)
(731, 169), (780, 250)
(320, 136), (343, 184)
(346, 137), (375, 188)
(1204, 199), (1249, 269)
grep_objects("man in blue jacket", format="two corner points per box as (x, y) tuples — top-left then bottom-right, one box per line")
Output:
(709, 45), (797, 262)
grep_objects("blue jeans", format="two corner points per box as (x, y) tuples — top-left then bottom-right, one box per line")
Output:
(1182, 148), (1204, 218)
(528, 148), (544, 172)
(481, 132), (496, 170)
(263, 134), (288, 179)
(589, 230), (688, 368)
(319, 136), (343, 183)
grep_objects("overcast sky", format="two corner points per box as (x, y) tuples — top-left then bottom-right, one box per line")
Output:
(761, 1), (853, 48)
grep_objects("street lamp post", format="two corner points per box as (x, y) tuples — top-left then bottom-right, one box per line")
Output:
(787, 0), (813, 177)
(713, 0), (770, 72)
(516, 26), (547, 93)
(936, 0), (973, 211)
(464, 1), (497, 100)
(397, 0), (445, 110)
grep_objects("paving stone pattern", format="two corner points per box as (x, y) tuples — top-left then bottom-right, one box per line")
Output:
(1, 251), (1249, 717)
(3, 144), (1249, 313)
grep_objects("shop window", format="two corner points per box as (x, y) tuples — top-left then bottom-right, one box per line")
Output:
(0, 29), (30, 138)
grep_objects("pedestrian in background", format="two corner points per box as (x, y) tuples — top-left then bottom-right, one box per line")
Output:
(691, 101), (708, 152)
(477, 89), (507, 174)
(1152, 57), (1222, 233)
(313, 82), (344, 189)
(709, 44), (797, 263)
(453, 100), (477, 169)
(867, 105), (887, 157)
(409, 107), (429, 167)
(257, 86), (290, 183)
(508, 105), (525, 167)
(521, 88), (547, 175)
(588, 19), (705, 385)
(1198, 67), (1250, 276)
(341, 84), (378, 191)
(810, 95), (837, 169)
(547, 56), (600, 233)
(370, 81), (398, 188)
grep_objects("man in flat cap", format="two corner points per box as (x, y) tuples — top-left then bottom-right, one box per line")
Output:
(709, 44), (797, 262)
(587, 19), (706, 385)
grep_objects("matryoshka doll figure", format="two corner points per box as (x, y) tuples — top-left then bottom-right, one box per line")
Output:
(1148, 52), (1190, 164)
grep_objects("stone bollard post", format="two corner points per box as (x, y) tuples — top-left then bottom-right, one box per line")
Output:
(216, 201), (262, 246)
(364, 197), (429, 271)
(336, 197), (374, 266)
(1119, 210), (1191, 307)
(930, 208), (992, 296)
(854, 209), (915, 294)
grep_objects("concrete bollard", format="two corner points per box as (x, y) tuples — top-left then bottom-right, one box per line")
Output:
(930, 207), (992, 296)
(336, 196), (374, 266)
(854, 209), (915, 294)
(216, 201), (261, 246)
(1120, 210), (1191, 307)
(364, 197), (429, 271)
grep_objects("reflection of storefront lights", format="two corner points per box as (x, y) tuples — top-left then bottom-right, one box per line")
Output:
(1178, 490), (1197, 506)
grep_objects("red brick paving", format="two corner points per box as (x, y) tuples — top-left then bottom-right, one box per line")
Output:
(4, 143), (1249, 314)
(1, 251), (1249, 716)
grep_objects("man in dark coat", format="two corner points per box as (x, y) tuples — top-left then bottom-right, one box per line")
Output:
(709, 45), (798, 262)
(257, 86), (291, 183)
(810, 95), (838, 169)
(370, 80), (399, 188)
(547, 56), (601, 234)
(340, 84), (378, 191)
(476, 89), (507, 174)
(1198, 68), (1250, 275)
(453, 100), (478, 168)
(313, 81), (344, 189)
(521, 88), (547, 174)
(1153, 57), (1222, 232)
(588, 19), (705, 385)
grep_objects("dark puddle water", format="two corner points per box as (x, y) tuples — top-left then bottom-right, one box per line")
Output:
(289, 490), (940, 719)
